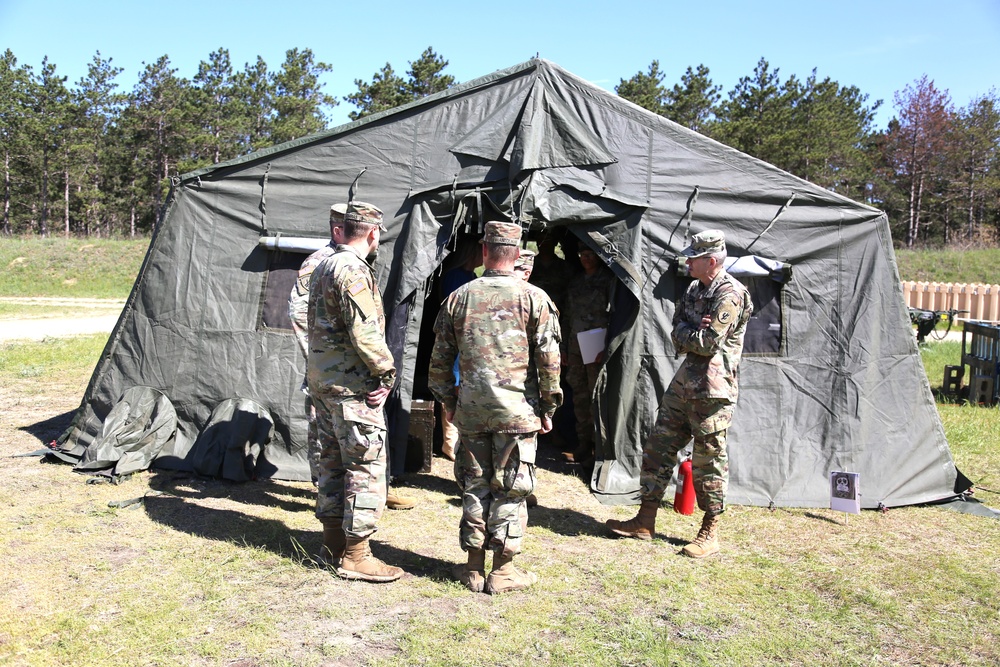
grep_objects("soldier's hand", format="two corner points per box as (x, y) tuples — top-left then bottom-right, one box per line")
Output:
(366, 385), (391, 408)
(699, 315), (712, 330)
(540, 415), (553, 434)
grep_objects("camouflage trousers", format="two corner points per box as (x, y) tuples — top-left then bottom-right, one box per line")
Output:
(564, 349), (601, 447)
(455, 431), (537, 557)
(640, 393), (732, 515)
(303, 395), (320, 483)
(312, 393), (388, 538)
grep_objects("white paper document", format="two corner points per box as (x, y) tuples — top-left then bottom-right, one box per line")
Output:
(577, 327), (607, 364)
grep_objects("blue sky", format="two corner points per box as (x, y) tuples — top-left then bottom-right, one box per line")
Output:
(2, 0), (998, 130)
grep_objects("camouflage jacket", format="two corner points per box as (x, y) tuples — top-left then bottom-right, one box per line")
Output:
(528, 255), (574, 314)
(668, 269), (753, 403)
(306, 244), (395, 427)
(289, 244), (336, 359)
(565, 267), (613, 355)
(429, 269), (563, 434)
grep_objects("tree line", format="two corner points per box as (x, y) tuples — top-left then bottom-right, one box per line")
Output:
(1, 47), (997, 247)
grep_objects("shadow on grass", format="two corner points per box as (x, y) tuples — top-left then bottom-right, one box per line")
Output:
(17, 409), (75, 445)
(803, 511), (846, 525)
(142, 487), (453, 580)
(148, 471), (313, 513)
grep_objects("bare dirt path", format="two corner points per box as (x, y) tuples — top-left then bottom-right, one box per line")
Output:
(0, 297), (124, 342)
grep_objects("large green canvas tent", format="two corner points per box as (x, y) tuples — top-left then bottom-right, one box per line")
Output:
(56, 58), (965, 508)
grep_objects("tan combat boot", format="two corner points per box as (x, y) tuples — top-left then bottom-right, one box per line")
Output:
(682, 512), (721, 558)
(452, 548), (486, 593)
(318, 524), (346, 566)
(485, 551), (537, 595)
(337, 537), (404, 582)
(605, 499), (659, 540)
(386, 488), (417, 510)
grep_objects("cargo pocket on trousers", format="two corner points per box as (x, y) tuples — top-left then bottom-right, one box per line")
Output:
(508, 438), (536, 498)
(695, 403), (735, 437)
(346, 422), (384, 462)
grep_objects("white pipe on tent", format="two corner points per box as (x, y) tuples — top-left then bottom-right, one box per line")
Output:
(257, 236), (329, 254)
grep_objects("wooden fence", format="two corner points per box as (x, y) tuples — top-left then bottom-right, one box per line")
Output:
(901, 282), (1000, 324)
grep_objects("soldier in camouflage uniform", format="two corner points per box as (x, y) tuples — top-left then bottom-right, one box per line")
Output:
(429, 222), (562, 594)
(289, 203), (346, 484)
(306, 201), (404, 582)
(562, 245), (613, 465)
(513, 248), (535, 281)
(606, 230), (752, 558)
(292, 204), (416, 511)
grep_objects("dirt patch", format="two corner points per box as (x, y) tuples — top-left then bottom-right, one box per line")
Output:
(0, 298), (124, 341)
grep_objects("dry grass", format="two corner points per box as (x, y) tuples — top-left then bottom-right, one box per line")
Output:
(1, 334), (999, 666)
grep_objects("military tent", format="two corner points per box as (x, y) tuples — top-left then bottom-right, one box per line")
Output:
(56, 58), (966, 508)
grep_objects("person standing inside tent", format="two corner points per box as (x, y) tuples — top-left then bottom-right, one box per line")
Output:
(429, 222), (562, 594)
(306, 201), (404, 582)
(562, 245), (613, 466)
(606, 230), (752, 558)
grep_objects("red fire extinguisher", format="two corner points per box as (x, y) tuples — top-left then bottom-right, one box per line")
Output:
(674, 458), (695, 515)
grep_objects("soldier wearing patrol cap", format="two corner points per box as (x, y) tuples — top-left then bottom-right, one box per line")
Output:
(306, 200), (405, 582)
(289, 203), (348, 485)
(430, 221), (563, 594)
(606, 230), (752, 558)
(513, 248), (535, 281)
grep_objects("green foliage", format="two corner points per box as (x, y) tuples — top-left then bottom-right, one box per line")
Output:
(269, 48), (336, 144)
(895, 247), (1000, 284)
(345, 47), (456, 121)
(615, 60), (669, 115)
(664, 64), (721, 133)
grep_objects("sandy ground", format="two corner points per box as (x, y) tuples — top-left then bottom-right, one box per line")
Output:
(0, 297), (124, 342)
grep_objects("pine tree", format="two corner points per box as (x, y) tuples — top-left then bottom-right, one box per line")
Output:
(615, 60), (669, 115)
(127, 56), (197, 230)
(0, 50), (33, 235)
(270, 48), (335, 144)
(345, 63), (410, 121)
(72, 51), (124, 236)
(232, 56), (274, 154)
(713, 58), (791, 167)
(663, 64), (721, 133)
(191, 48), (244, 167)
(405, 47), (455, 98)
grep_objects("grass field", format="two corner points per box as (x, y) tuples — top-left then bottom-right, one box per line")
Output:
(0, 333), (997, 666)
(0, 237), (148, 300)
(894, 248), (1000, 285)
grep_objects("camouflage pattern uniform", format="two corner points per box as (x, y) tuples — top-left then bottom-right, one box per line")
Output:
(290, 205), (346, 481)
(306, 203), (395, 539)
(564, 265), (613, 450)
(429, 224), (562, 558)
(640, 235), (752, 515)
(528, 234), (575, 316)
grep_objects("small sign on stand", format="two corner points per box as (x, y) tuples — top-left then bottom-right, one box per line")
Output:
(830, 471), (861, 523)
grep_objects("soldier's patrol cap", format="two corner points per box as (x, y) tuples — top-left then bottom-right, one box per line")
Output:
(682, 230), (726, 258)
(344, 201), (387, 232)
(514, 249), (536, 269)
(329, 202), (348, 223)
(482, 221), (522, 246)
